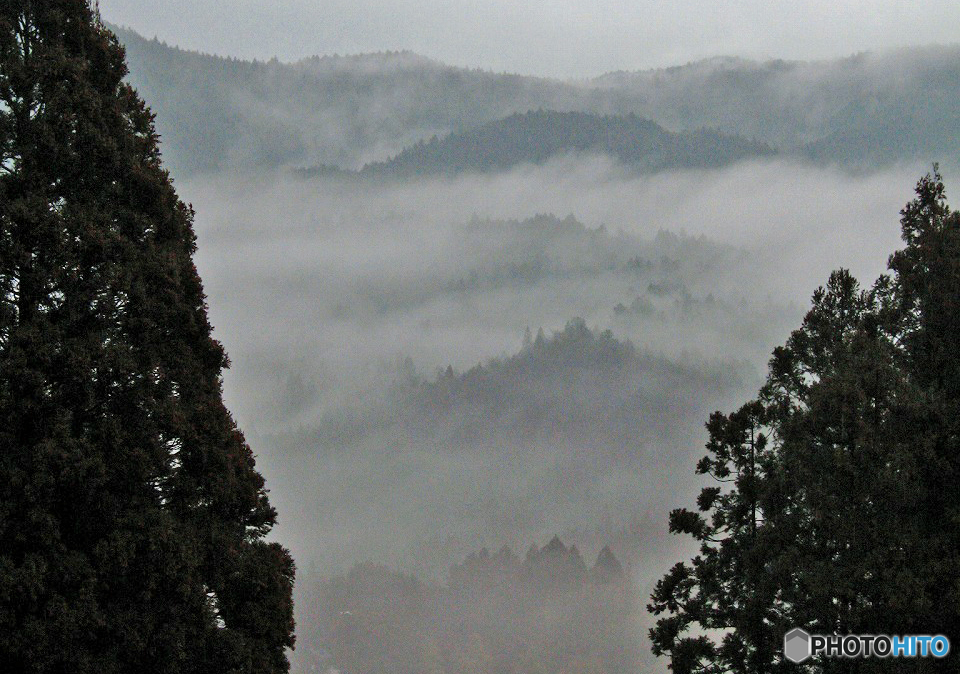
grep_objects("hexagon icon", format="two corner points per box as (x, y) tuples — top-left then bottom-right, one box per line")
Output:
(783, 627), (810, 662)
(784, 628), (811, 663)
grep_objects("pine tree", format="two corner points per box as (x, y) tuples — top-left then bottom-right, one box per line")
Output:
(0, 2), (294, 672)
(649, 171), (960, 673)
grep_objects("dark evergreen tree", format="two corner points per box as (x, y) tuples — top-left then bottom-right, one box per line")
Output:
(0, 2), (294, 672)
(649, 170), (960, 673)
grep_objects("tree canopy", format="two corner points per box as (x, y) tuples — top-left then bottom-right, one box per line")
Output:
(0, 2), (294, 672)
(649, 169), (960, 673)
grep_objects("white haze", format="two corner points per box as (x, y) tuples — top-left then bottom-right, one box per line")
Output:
(166, 157), (945, 672)
(184, 156), (921, 383)
(177, 157), (931, 551)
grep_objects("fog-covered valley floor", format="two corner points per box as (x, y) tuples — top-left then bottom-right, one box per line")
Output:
(167, 155), (948, 672)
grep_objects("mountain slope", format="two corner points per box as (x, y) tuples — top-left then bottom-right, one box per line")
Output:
(358, 110), (774, 176)
(114, 24), (960, 175)
(113, 25), (619, 175)
(593, 48), (960, 167)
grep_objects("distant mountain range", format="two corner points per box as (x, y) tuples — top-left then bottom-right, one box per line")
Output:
(113, 25), (960, 176)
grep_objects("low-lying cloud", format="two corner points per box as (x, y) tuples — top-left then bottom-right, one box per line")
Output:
(170, 156), (948, 672)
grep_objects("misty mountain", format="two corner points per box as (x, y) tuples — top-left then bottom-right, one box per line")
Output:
(112, 24), (613, 175)
(354, 110), (773, 177)
(114, 24), (960, 176)
(441, 214), (748, 297)
(402, 317), (741, 450)
(257, 314), (751, 580)
(593, 48), (960, 167)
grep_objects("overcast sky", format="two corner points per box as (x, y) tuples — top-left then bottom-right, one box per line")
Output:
(99, 0), (960, 77)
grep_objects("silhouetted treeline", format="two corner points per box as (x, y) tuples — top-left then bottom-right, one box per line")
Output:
(256, 309), (754, 589)
(298, 539), (640, 674)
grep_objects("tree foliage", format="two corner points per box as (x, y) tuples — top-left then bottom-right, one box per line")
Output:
(0, 2), (294, 672)
(649, 169), (960, 673)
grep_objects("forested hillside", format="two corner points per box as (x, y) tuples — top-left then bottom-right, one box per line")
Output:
(115, 24), (960, 176)
(595, 48), (960, 167)
(252, 313), (751, 579)
(113, 25), (611, 175)
(357, 110), (773, 176)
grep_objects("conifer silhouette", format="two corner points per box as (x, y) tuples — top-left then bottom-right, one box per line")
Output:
(0, 3), (294, 672)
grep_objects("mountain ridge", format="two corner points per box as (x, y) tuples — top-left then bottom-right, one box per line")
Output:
(350, 110), (774, 177)
(113, 24), (960, 176)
